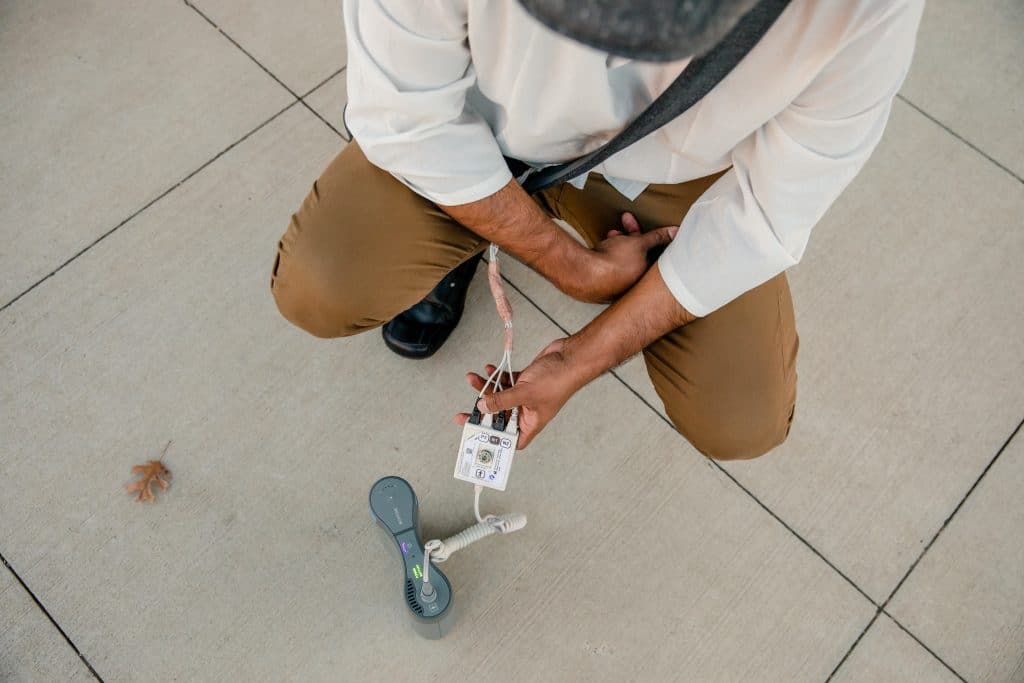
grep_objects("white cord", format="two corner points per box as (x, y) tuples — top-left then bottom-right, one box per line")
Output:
(421, 245), (527, 590)
(474, 483), (484, 523)
(479, 349), (514, 398)
(422, 484), (527, 586)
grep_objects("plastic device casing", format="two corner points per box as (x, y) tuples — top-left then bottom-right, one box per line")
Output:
(369, 476), (455, 638)
(454, 421), (517, 491)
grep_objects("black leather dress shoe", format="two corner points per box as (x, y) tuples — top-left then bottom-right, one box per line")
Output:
(382, 253), (482, 359)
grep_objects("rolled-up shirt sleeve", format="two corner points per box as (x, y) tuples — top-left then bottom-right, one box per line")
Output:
(342, 0), (512, 205)
(658, 1), (923, 317)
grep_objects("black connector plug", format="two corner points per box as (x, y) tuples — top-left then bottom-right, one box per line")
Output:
(493, 410), (507, 431)
(469, 405), (482, 425)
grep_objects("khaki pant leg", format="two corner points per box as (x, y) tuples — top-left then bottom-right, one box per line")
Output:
(271, 143), (486, 338)
(552, 173), (799, 461)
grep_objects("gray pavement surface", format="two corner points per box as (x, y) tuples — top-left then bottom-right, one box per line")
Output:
(1, 1), (1022, 681)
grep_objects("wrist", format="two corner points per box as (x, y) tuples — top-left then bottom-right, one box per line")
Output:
(560, 264), (692, 383)
(537, 228), (594, 297)
(561, 326), (619, 386)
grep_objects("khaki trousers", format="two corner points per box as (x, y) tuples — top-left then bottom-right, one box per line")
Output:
(271, 144), (798, 461)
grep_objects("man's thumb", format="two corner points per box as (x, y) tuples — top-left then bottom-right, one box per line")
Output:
(477, 387), (521, 414)
(642, 226), (678, 250)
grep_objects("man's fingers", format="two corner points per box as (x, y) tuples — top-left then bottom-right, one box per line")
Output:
(489, 368), (521, 386)
(477, 385), (523, 414)
(641, 225), (678, 250)
(467, 366), (517, 392)
(454, 412), (470, 425)
(621, 212), (641, 234)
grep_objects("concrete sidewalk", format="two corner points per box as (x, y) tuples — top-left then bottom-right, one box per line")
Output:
(1, 1), (1022, 681)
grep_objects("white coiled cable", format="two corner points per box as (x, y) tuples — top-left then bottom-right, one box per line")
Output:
(421, 485), (526, 586)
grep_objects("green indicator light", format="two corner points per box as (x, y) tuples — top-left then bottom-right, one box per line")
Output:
(412, 564), (422, 579)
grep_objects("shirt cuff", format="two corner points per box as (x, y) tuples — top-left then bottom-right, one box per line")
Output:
(397, 165), (514, 207)
(655, 196), (798, 318)
(657, 249), (715, 318)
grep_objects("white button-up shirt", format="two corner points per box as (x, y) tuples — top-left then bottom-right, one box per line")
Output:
(343, 0), (923, 316)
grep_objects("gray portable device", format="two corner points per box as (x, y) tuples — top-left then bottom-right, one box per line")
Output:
(369, 476), (455, 639)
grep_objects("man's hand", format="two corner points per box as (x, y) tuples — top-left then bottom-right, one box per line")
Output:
(439, 181), (675, 306)
(455, 340), (583, 450)
(455, 262), (698, 450)
(569, 212), (678, 304)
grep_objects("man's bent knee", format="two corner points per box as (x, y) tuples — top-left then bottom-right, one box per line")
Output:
(671, 400), (795, 462)
(270, 241), (378, 339)
(271, 282), (364, 339)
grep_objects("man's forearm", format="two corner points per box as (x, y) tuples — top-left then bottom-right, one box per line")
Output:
(465, 259), (696, 449)
(565, 263), (696, 382)
(439, 179), (588, 295)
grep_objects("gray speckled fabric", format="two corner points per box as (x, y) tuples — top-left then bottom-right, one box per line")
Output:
(516, 0), (763, 62)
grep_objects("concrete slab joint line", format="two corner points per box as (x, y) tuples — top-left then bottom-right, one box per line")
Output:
(827, 416), (1024, 683)
(300, 67), (350, 140)
(181, 0), (345, 138)
(827, 607), (968, 683)
(1, 553), (104, 682)
(824, 610), (883, 683)
(827, 613), (965, 683)
(885, 418), (1024, 682)
(0, 101), (301, 314)
(0, 0), (293, 308)
(181, 0), (301, 98)
(303, 66), (347, 100)
(897, 94), (1024, 185)
(882, 416), (1024, 607)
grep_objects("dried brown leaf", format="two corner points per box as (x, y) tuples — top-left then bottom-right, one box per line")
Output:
(127, 442), (173, 503)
